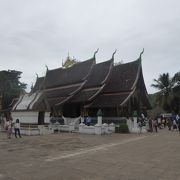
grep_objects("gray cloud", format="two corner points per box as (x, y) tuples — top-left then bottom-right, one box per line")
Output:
(0, 0), (180, 93)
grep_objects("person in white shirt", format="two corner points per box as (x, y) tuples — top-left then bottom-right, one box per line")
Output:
(141, 113), (145, 120)
(14, 119), (22, 138)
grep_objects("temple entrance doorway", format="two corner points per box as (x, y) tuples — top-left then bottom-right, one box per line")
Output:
(38, 111), (45, 125)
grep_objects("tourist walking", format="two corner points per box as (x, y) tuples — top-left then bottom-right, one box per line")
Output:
(148, 118), (153, 132)
(162, 118), (166, 128)
(157, 116), (162, 129)
(153, 119), (158, 133)
(172, 119), (177, 131)
(14, 119), (22, 138)
(5, 119), (13, 139)
(138, 118), (143, 133)
(167, 118), (172, 131)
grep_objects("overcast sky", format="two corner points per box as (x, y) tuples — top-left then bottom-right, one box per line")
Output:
(0, 0), (179, 93)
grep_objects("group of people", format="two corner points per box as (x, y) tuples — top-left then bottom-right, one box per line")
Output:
(167, 114), (180, 132)
(147, 118), (160, 133)
(147, 114), (180, 133)
(4, 118), (22, 139)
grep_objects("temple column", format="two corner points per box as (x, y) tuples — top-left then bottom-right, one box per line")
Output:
(97, 109), (103, 125)
(97, 116), (102, 125)
(95, 109), (103, 135)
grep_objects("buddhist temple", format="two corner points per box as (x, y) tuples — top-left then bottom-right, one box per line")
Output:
(12, 50), (151, 125)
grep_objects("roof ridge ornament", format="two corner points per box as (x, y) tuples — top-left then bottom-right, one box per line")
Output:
(62, 59), (64, 67)
(36, 73), (38, 79)
(139, 48), (144, 59)
(30, 83), (34, 92)
(93, 48), (99, 58)
(45, 64), (49, 71)
(112, 49), (117, 59)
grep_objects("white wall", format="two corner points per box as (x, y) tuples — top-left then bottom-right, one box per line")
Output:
(44, 112), (50, 124)
(12, 111), (39, 124)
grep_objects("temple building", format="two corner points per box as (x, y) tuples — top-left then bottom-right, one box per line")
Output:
(12, 50), (151, 125)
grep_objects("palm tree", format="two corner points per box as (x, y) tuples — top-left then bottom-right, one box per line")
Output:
(151, 73), (173, 111)
(171, 72), (180, 113)
(172, 71), (180, 93)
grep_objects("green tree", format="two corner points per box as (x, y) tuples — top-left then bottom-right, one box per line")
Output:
(151, 72), (180, 113)
(172, 72), (180, 93)
(171, 71), (180, 113)
(0, 70), (27, 109)
(151, 73), (173, 111)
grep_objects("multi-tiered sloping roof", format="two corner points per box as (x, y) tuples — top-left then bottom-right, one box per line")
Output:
(89, 59), (141, 107)
(43, 57), (95, 106)
(70, 58), (113, 103)
(13, 51), (151, 111)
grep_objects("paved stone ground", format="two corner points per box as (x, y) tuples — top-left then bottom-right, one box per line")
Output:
(0, 129), (180, 180)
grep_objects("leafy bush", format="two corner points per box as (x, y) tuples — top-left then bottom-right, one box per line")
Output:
(119, 123), (129, 133)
